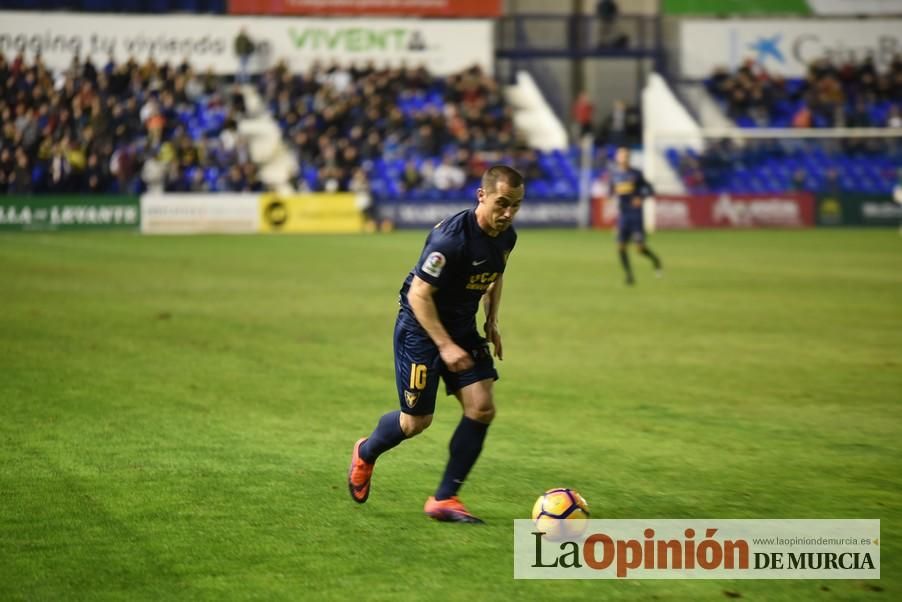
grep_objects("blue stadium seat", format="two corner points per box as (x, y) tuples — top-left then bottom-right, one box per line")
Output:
(531, 181), (550, 198)
(146, 0), (170, 11)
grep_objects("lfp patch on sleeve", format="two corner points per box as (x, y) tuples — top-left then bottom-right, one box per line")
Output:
(422, 251), (446, 278)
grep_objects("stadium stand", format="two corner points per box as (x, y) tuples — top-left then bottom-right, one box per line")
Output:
(663, 56), (902, 195)
(0, 48), (588, 199)
(3, 7), (896, 201)
(667, 138), (900, 195)
(0, 51), (259, 195)
(256, 60), (576, 201)
(706, 56), (901, 129)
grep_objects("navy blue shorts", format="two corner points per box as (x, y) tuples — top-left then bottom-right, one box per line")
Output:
(393, 318), (498, 416)
(617, 217), (646, 244)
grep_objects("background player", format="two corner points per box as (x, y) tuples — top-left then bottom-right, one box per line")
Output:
(609, 146), (663, 285)
(347, 165), (524, 524)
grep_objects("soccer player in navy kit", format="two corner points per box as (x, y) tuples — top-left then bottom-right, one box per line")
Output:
(610, 147), (662, 285)
(347, 165), (524, 523)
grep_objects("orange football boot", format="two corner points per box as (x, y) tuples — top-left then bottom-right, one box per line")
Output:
(347, 438), (374, 504)
(424, 496), (484, 524)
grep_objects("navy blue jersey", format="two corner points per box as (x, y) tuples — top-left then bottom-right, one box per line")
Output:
(610, 166), (654, 221)
(398, 208), (517, 339)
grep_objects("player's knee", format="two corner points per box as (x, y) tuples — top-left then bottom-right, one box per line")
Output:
(466, 403), (496, 424)
(400, 412), (433, 437)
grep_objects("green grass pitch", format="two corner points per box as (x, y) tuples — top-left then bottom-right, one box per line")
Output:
(1, 228), (899, 601)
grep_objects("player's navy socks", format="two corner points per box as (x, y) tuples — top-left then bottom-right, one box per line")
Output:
(435, 416), (489, 500)
(359, 410), (406, 464)
(618, 249), (633, 279)
(641, 247), (662, 270)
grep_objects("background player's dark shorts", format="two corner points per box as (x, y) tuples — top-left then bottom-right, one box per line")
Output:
(393, 319), (498, 416)
(617, 217), (646, 244)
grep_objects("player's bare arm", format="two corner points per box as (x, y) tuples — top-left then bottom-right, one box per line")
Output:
(407, 275), (475, 372)
(482, 275), (504, 360)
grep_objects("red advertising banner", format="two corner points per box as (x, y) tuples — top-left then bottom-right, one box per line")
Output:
(591, 196), (617, 228)
(592, 193), (815, 229)
(228, 0), (501, 17)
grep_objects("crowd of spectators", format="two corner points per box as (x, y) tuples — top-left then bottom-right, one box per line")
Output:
(0, 51), (259, 196)
(677, 55), (902, 193)
(258, 60), (543, 197)
(707, 55), (902, 128)
(3, 51), (577, 200)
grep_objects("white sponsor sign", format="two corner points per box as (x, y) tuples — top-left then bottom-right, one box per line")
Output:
(0, 12), (492, 76)
(141, 193), (259, 234)
(680, 19), (902, 78)
(808, 0), (902, 16)
(515, 519), (880, 580)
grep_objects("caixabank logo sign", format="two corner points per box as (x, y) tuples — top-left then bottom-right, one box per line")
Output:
(681, 20), (902, 78)
(513, 520), (879, 579)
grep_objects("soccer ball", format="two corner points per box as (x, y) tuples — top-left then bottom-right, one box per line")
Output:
(531, 488), (590, 541)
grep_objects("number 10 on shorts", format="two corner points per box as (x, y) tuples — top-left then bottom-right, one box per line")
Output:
(409, 364), (427, 390)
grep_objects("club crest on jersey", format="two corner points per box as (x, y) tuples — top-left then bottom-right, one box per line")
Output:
(404, 390), (420, 407)
(422, 251), (446, 277)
